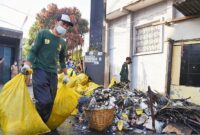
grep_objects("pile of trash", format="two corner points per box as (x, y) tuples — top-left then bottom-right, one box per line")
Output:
(74, 83), (200, 134)
(156, 98), (200, 134)
(87, 88), (116, 110)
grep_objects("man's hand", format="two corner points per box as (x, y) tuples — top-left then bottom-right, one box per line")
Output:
(63, 75), (69, 84)
(21, 64), (31, 75)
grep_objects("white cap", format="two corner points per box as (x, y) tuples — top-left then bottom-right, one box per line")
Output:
(57, 14), (73, 26)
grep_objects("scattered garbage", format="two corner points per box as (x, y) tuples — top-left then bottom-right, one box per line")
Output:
(156, 97), (200, 134)
(162, 123), (193, 135)
(4, 72), (198, 134)
(72, 82), (200, 134)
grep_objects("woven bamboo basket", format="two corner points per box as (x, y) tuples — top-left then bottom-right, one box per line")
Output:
(85, 108), (115, 131)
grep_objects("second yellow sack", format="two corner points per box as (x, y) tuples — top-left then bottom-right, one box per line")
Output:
(46, 84), (78, 130)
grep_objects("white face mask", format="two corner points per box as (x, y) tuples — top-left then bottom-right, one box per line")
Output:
(56, 25), (66, 35)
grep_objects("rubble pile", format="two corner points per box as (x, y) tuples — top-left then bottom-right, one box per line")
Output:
(75, 83), (200, 134)
(156, 98), (200, 134)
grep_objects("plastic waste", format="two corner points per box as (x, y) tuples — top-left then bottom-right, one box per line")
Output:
(57, 72), (77, 89)
(76, 73), (89, 85)
(0, 74), (50, 135)
(67, 68), (76, 78)
(46, 84), (79, 130)
(85, 82), (101, 96)
(108, 77), (118, 88)
(117, 120), (123, 131)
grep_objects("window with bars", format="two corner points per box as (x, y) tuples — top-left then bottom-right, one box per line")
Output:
(135, 25), (162, 54)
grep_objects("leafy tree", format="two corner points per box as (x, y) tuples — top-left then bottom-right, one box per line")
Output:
(22, 3), (89, 59)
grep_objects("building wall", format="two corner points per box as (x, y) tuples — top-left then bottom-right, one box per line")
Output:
(108, 15), (131, 82)
(82, 33), (90, 56)
(106, 0), (137, 14)
(107, 1), (174, 92)
(171, 18), (200, 41)
(170, 17), (200, 104)
(0, 27), (22, 84)
(131, 1), (173, 93)
(106, 0), (200, 104)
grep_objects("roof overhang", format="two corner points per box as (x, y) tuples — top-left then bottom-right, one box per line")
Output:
(173, 0), (200, 16)
(106, 8), (129, 20)
(106, 0), (164, 21)
(124, 0), (164, 11)
(0, 27), (23, 39)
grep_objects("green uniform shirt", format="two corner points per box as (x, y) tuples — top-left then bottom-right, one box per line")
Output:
(120, 62), (129, 82)
(27, 29), (67, 73)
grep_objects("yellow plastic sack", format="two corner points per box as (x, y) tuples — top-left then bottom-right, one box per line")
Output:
(57, 73), (77, 89)
(58, 73), (65, 83)
(122, 113), (129, 121)
(76, 73), (89, 85)
(70, 88), (81, 116)
(67, 77), (77, 88)
(46, 84), (78, 130)
(58, 76), (77, 90)
(67, 68), (76, 78)
(58, 69), (76, 80)
(71, 108), (78, 116)
(108, 77), (117, 88)
(85, 82), (101, 96)
(136, 108), (143, 115)
(75, 84), (88, 95)
(117, 120), (124, 131)
(70, 88), (82, 116)
(0, 74), (50, 135)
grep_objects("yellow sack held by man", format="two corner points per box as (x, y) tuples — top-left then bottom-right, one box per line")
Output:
(57, 73), (77, 89)
(75, 84), (88, 95)
(67, 68), (76, 78)
(0, 74), (50, 135)
(46, 84), (78, 130)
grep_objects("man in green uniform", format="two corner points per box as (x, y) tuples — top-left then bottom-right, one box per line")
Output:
(120, 57), (132, 83)
(21, 14), (73, 134)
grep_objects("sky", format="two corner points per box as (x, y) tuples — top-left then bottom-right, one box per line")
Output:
(0, 0), (91, 38)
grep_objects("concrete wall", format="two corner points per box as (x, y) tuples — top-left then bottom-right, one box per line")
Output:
(170, 18), (200, 41)
(170, 17), (200, 104)
(106, 0), (200, 104)
(107, 1), (174, 92)
(0, 27), (22, 83)
(108, 15), (131, 82)
(168, 5), (200, 104)
(170, 44), (200, 105)
(131, 1), (173, 93)
(171, 85), (200, 105)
